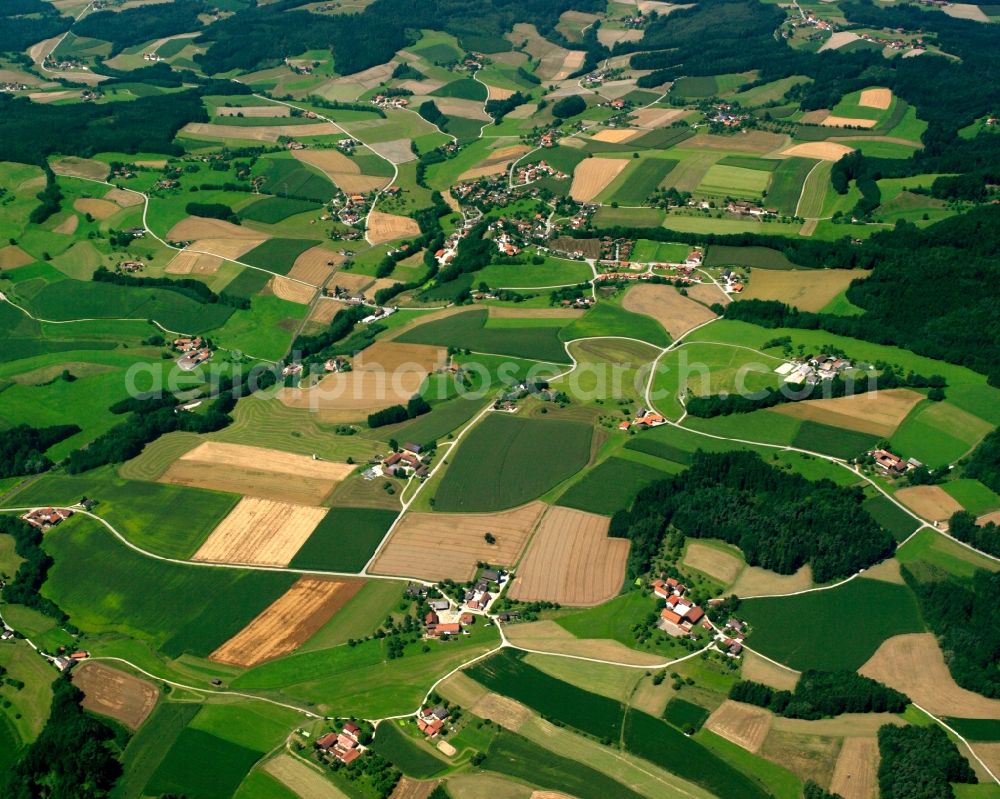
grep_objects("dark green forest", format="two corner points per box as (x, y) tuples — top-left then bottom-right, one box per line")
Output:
(0, 423), (80, 478)
(729, 671), (909, 720)
(877, 724), (976, 799)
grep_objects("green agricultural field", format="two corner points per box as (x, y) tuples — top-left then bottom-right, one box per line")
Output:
(257, 155), (336, 203)
(608, 158), (678, 206)
(890, 400), (992, 468)
(942, 718), (1000, 742)
(670, 76), (718, 98)
(560, 301), (670, 347)
(431, 77), (487, 101)
(896, 527), (999, 581)
(624, 437), (694, 468)
(288, 507), (397, 572)
(741, 576), (925, 671)
(116, 702), (201, 799)
(145, 728), (264, 799)
(477, 257), (593, 288)
(219, 267), (271, 299)
(557, 457), (670, 515)
(240, 196), (322, 224)
(233, 770), (300, 799)
(768, 157), (818, 216)
(240, 238), (319, 275)
(941, 479), (1000, 516)
(697, 164), (770, 200)
(705, 245), (801, 270)
(663, 698), (711, 732)
(299, 579), (407, 652)
(654, 342), (782, 410)
(384, 395), (488, 448)
(0, 639), (54, 752)
(697, 730), (802, 799)
(397, 308), (571, 362)
(631, 240), (690, 263)
(41, 516), (296, 657)
(792, 420), (877, 460)
(433, 414), (591, 512)
(862, 495), (920, 541)
(371, 721), (448, 777)
(213, 294), (309, 361)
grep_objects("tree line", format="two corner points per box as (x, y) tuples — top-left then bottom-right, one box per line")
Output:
(948, 512), (1000, 560)
(367, 395), (431, 429)
(0, 423), (80, 478)
(964, 429), (1000, 495)
(729, 671), (909, 720)
(0, 515), (65, 622)
(92, 266), (250, 310)
(877, 724), (976, 799)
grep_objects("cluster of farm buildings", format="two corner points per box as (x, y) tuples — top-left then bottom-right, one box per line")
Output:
(20, 507), (74, 530)
(173, 336), (213, 371)
(653, 578), (710, 637)
(774, 354), (854, 385)
(315, 722), (364, 765)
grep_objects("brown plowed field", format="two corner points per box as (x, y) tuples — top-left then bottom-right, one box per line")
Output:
(859, 88), (892, 109)
(216, 105), (291, 117)
(72, 662), (158, 729)
(368, 211), (422, 245)
(741, 650), (799, 691)
(191, 238), (267, 261)
(822, 116), (877, 129)
(459, 145), (531, 180)
(771, 388), (923, 438)
(0, 245), (33, 269)
(289, 246), (343, 283)
(705, 700), (773, 752)
(168, 216), (268, 241)
(160, 441), (353, 504)
(830, 737), (879, 799)
(859, 633), (1000, 717)
(193, 497), (328, 567)
(211, 577), (363, 667)
(50, 156), (108, 181)
(370, 501), (546, 581)
(622, 282), (716, 338)
(471, 693), (533, 731)
(508, 507), (628, 606)
(895, 485), (963, 522)
(569, 157), (630, 202)
(165, 251), (223, 275)
(632, 107), (689, 129)
(73, 198), (119, 219)
(280, 341), (446, 417)
(182, 122), (341, 142)
(740, 268), (861, 313)
(271, 275), (317, 304)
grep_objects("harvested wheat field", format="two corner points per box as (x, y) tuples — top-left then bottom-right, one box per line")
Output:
(366, 138), (416, 165)
(686, 131), (788, 154)
(486, 85), (515, 101)
(194, 497), (328, 567)
(781, 142), (855, 161)
(459, 145), (531, 180)
(686, 282), (728, 306)
(438, 673), (489, 708)
(597, 27), (644, 46)
(392, 777), (442, 799)
(72, 662), (158, 730)
(731, 564), (813, 597)
(212, 578), (363, 667)
(861, 634), (1000, 717)
(705, 700), (773, 752)
(860, 558), (904, 584)
(308, 298), (348, 325)
(942, 2), (990, 20)
(182, 122), (340, 142)
(570, 158), (630, 202)
(434, 97), (490, 121)
(327, 271), (376, 296)
(363, 277), (401, 300)
(509, 507), (628, 606)
(741, 650), (799, 691)
(859, 88), (892, 110)
(73, 198), (119, 220)
(53, 215), (78, 235)
(819, 31), (861, 51)
(502, 620), (665, 666)
(161, 441), (353, 505)
(682, 541), (743, 585)
(292, 148), (387, 192)
(50, 156), (109, 181)
(368, 211), (422, 245)
(271, 275), (317, 304)
(895, 485), (963, 523)
(488, 307), (583, 319)
(168, 216), (267, 242)
(632, 107), (689, 129)
(741, 268), (861, 313)
(264, 755), (346, 799)
(0, 245), (33, 269)
(772, 388), (923, 438)
(281, 341), (446, 418)
(165, 250), (223, 275)
(471, 693), (533, 732)
(193, 237), (267, 260)
(104, 187), (143, 207)
(830, 737), (878, 799)
(822, 116), (878, 129)
(289, 245), (343, 283)
(761, 729), (841, 788)
(216, 105), (290, 117)
(370, 501), (546, 581)
(974, 744), (1000, 782)
(590, 128), (641, 144)
(623, 283), (716, 338)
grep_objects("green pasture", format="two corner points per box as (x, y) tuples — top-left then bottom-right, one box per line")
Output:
(256, 154), (336, 203)
(557, 457), (671, 516)
(740, 576), (925, 671)
(606, 158), (678, 206)
(862, 494), (921, 541)
(890, 400), (993, 468)
(768, 157), (818, 216)
(896, 527), (999, 581)
(116, 701), (200, 799)
(594, 206), (665, 227)
(240, 238), (319, 275)
(560, 301), (670, 347)
(631, 240), (690, 263)
(371, 721), (448, 778)
(288, 507), (397, 573)
(662, 214), (802, 237)
(664, 698), (711, 732)
(697, 164), (770, 200)
(240, 196), (322, 224)
(478, 257), (593, 288)
(212, 294), (308, 361)
(145, 727), (263, 799)
(941, 479), (1000, 516)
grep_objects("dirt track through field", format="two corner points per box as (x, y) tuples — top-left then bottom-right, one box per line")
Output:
(160, 441), (353, 504)
(212, 579), (363, 668)
(570, 157), (630, 201)
(72, 662), (158, 729)
(859, 633), (1000, 717)
(705, 700), (773, 752)
(193, 497), (328, 567)
(368, 211), (422, 245)
(509, 507), (628, 606)
(623, 283), (716, 338)
(830, 737), (879, 799)
(370, 502), (546, 581)
(895, 485), (963, 522)
(771, 388), (923, 437)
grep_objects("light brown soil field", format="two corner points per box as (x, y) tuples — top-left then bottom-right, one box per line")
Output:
(280, 341), (445, 417)
(292, 148), (387, 192)
(781, 142), (856, 161)
(488, 307), (583, 319)
(861, 633), (1000, 717)
(974, 743), (1000, 781)
(363, 277), (400, 300)
(437, 672), (489, 707)
(72, 662), (158, 730)
(773, 714), (904, 739)
(104, 187), (143, 207)
(705, 700), (773, 752)
(471, 693), (533, 731)
(683, 541), (743, 584)
(895, 485), (963, 523)
(771, 389), (923, 438)
(740, 268), (860, 313)
(570, 157), (630, 202)
(860, 557), (904, 584)
(399, 79), (446, 95)
(761, 729), (841, 788)
(590, 128), (642, 144)
(686, 281), (728, 305)
(135, 159), (168, 169)
(502, 620), (665, 666)
(631, 107), (689, 129)
(730, 564), (813, 597)
(434, 97), (490, 121)
(162, 441), (353, 505)
(980, 510), (1000, 526)
(368, 211), (422, 245)
(50, 156), (109, 181)
(370, 502), (546, 581)
(822, 116), (878, 129)
(391, 777), (441, 799)
(181, 122), (341, 142)
(73, 198), (119, 220)
(168, 216), (267, 242)
(366, 139), (416, 166)
(741, 650), (800, 691)
(800, 110), (830, 125)
(271, 275), (317, 304)
(556, 50), (586, 81)
(327, 271), (376, 296)
(942, 3), (989, 20)
(819, 31), (861, 51)
(508, 507), (628, 606)
(448, 774), (532, 799)
(308, 298), (346, 325)
(487, 85), (516, 100)
(165, 251), (223, 275)
(829, 737), (878, 799)
(0, 245), (33, 269)
(859, 88), (892, 110)
(190, 237), (267, 260)
(264, 754), (348, 799)
(216, 105), (291, 117)
(212, 577), (363, 667)
(686, 131), (788, 154)
(193, 497), (328, 567)
(623, 283), (716, 338)
(289, 246), (343, 283)
(597, 27), (644, 46)
(459, 145), (531, 180)
(53, 215), (78, 235)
